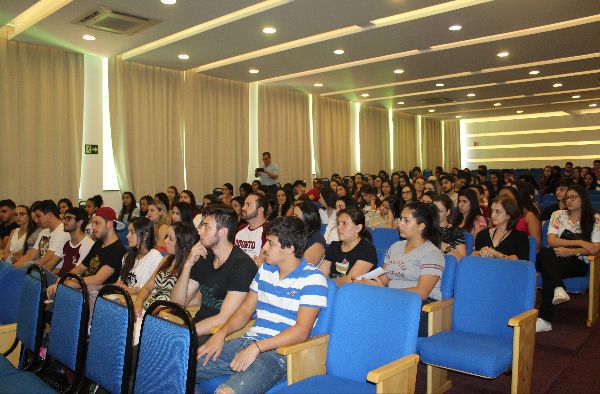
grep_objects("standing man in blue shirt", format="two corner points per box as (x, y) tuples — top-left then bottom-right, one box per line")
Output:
(256, 151), (279, 194)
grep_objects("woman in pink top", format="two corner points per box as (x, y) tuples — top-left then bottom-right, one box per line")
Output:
(499, 183), (541, 253)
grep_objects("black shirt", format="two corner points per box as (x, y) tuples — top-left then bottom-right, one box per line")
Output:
(82, 239), (127, 284)
(475, 229), (530, 261)
(440, 225), (465, 252)
(190, 246), (257, 322)
(324, 238), (377, 279)
(0, 222), (18, 240)
(541, 203), (560, 222)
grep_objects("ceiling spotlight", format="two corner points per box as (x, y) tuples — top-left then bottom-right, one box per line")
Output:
(396, 101), (405, 105)
(572, 95), (581, 99)
(161, 0), (176, 4)
(177, 53), (189, 60)
(262, 27), (276, 34)
(493, 103), (502, 107)
(393, 69), (405, 74)
(448, 25), (462, 31)
(529, 70), (540, 75)
(428, 109), (436, 113)
(435, 83), (445, 87)
(466, 93), (476, 97)
(249, 68), (260, 74)
(313, 83), (323, 87)
(360, 93), (370, 97)
(82, 34), (96, 41)
(552, 83), (563, 88)
(497, 51), (510, 57)
(516, 110), (524, 114)
(590, 103), (598, 107)
(455, 115), (462, 118)
(333, 49), (345, 55)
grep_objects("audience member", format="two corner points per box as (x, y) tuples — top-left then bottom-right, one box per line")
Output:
(305, 178), (321, 201)
(366, 196), (394, 228)
(433, 194), (466, 259)
(118, 191), (140, 226)
(380, 179), (394, 200)
(453, 189), (487, 238)
(293, 202), (326, 266)
(147, 198), (170, 251)
(0, 205), (35, 263)
(323, 196), (356, 245)
(139, 195), (153, 217)
(221, 183), (234, 206)
(57, 207), (94, 277)
(439, 175), (458, 205)
(318, 188), (337, 226)
(57, 198), (73, 220)
(166, 186), (180, 211)
(269, 188), (292, 220)
(230, 196), (244, 223)
(255, 151), (279, 193)
(172, 202), (195, 224)
(235, 192), (268, 264)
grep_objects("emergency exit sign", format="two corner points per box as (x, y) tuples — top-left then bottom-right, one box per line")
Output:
(85, 144), (99, 154)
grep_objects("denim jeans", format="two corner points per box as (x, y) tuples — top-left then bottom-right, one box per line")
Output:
(196, 337), (287, 394)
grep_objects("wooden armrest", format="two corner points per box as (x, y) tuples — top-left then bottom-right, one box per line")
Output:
(0, 324), (20, 367)
(422, 298), (454, 313)
(0, 324), (17, 335)
(277, 334), (329, 356)
(508, 309), (538, 327)
(209, 320), (255, 340)
(588, 254), (596, 263)
(186, 305), (200, 317)
(367, 354), (419, 383)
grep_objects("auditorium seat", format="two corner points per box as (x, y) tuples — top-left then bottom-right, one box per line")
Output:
(463, 231), (474, 256)
(420, 257), (537, 393)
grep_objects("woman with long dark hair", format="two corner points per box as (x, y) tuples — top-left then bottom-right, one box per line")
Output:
(536, 185), (600, 332)
(0, 205), (36, 262)
(433, 194), (466, 260)
(486, 171), (504, 199)
(172, 202), (194, 224)
(57, 198), (73, 220)
(139, 195), (153, 217)
(269, 188), (292, 220)
(453, 189), (487, 238)
(320, 208), (377, 285)
(293, 202), (326, 266)
(167, 186), (180, 211)
(118, 191), (140, 225)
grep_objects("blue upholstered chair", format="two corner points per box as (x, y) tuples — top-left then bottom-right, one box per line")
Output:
(85, 285), (135, 394)
(440, 254), (458, 300)
(0, 274), (89, 393)
(134, 300), (198, 394)
(271, 284), (421, 393)
(463, 231), (474, 256)
(371, 228), (400, 253)
(0, 265), (46, 377)
(419, 257), (537, 393)
(0, 264), (27, 326)
(528, 236), (537, 264)
(320, 223), (327, 235)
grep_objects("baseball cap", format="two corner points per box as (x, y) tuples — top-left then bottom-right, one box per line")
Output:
(94, 207), (125, 230)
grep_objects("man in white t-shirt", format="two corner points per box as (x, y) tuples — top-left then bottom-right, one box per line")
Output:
(14, 200), (70, 271)
(235, 193), (268, 265)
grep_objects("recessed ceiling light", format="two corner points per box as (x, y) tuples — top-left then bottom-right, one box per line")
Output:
(313, 83), (323, 87)
(393, 69), (405, 74)
(177, 54), (189, 60)
(333, 49), (345, 55)
(249, 68), (259, 74)
(589, 103), (598, 107)
(529, 70), (540, 75)
(448, 25), (462, 31)
(572, 95), (581, 99)
(497, 51), (510, 57)
(552, 83), (563, 88)
(262, 26), (276, 34)
(466, 93), (476, 97)
(396, 101), (405, 105)
(82, 34), (96, 41)
(161, 0), (176, 4)
(455, 115), (462, 118)
(360, 93), (370, 97)
(516, 110), (524, 114)
(435, 83), (445, 87)
(493, 103), (502, 107)
(428, 109), (436, 113)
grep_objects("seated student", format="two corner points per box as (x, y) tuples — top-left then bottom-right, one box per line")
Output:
(239, 183), (253, 200)
(358, 201), (445, 337)
(360, 185), (379, 214)
(433, 194), (466, 260)
(170, 206), (257, 345)
(0, 199), (17, 254)
(83, 195), (103, 236)
(57, 198), (73, 221)
(419, 191), (436, 204)
(172, 202), (195, 224)
(220, 183), (234, 206)
(57, 207), (94, 277)
(413, 175), (427, 200)
(138, 195), (153, 218)
(541, 178), (573, 221)
(118, 192), (140, 226)
(14, 200), (70, 271)
(133, 221), (199, 319)
(366, 196), (394, 228)
(536, 185), (600, 332)
(268, 188), (292, 220)
(499, 184), (542, 251)
(320, 208), (377, 286)
(0, 205), (35, 263)
(147, 198), (170, 252)
(167, 185), (180, 212)
(323, 196), (356, 245)
(114, 217), (163, 294)
(453, 189), (487, 238)
(47, 207), (127, 297)
(195, 216), (328, 394)
(230, 196), (244, 224)
(293, 202), (326, 266)
(472, 196), (530, 261)
(305, 178), (321, 201)
(318, 188), (337, 226)
(439, 175), (458, 205)
(235, 193), (268, 265)
(380, 179), (394, 200)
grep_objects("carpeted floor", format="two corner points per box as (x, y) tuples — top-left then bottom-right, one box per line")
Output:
(415, 291), (600, 393)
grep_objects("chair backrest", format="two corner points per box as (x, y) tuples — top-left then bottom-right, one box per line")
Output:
(134, 301), (197, 394)
(116, 228), (129, 247)
(463, 231), (474, 256)
(310, 279), (337, 336)
(371, 228), (400, 251)
(48, 274), (89, 376)
(452, 257), (536, 338)
(320, 223), (327, 235)
(528, 236), (537, 264)
(440, 254), (457, 299)
(86, 285), (135, 394)
(326, 284), (421, 382)
(15, 265), (47, 355)
(0, 265), (27, 324)
(542, 220), (550, 248)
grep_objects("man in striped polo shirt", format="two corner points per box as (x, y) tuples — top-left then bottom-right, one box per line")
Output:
(196, 216), (329, 394)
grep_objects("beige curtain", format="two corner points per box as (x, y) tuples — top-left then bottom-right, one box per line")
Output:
(0, 31), (83, 204)
(359, 105), (389, 174)
(313, 96), (351, 177)
(392, 112), (418, 173)
(258, 86), (311, 183)
(184, 72), (249, 196)
(443, 120), (461, 171)
(421, 117), (443, 171)
(109, 57), (184, 196)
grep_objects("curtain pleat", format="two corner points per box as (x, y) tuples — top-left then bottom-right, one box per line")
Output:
(392, 112), (418, 173)
(443, 120), (461, 171)
(421, 117), (443, 171)
(359, 105), (389, 174)
(313, 96), (352, 177)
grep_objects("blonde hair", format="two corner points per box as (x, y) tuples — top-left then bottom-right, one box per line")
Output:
(150, 198), (170, 227)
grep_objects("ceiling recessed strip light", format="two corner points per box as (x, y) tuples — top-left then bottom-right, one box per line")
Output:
(313, 83), (323, 87)
(435, 83), (445, 87)
(493, 103), (502, 107)
(533, 86), (600, 97)
(529, 70), (540, 75)
(121, 0), (292, 60)
(466, 154), (599, 163)
(497, 51), (509, 57)
(394, 69), (405, 74)
(553, 83), (563, 88)
(161, 0), (177, 4)
(428, 109), (436, 113)
(467, 140), (600, 151)
(359, 82), (495, 103)
(262, 26), (276, 34)
(516, 110), (524, 114)
(466, 126), (599, 138)
(397, 101), (405, 105)
(449, 25), (462, 31)
(249, 68), (260, 74)
(572, 95), (581, 99)
(6, 0), (75, 39)
(590, 103), (598, 107)
(360, 93), (370, 97)
(82, 34), (96, 41)
(505, 69), (600, 84)
(178, 54), (189, 60)
(467, 93), (476, 97)
(370, 0), (492, 27)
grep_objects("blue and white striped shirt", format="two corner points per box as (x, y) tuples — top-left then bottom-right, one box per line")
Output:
(244, 259), (328, 340)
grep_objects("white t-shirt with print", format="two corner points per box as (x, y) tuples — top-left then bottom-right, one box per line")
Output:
(121, 248), (164, 288)
(34, 223), (71, 268)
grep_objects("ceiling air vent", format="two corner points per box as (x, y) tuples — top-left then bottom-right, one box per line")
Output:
(419, 97), (456, 105)
(73, 7), (159, 35)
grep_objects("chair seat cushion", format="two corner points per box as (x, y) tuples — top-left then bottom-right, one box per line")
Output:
(0, 356), (17, 378)
(196, 375), (229, 394)
(564, 276), (589, 293)
(272, 375), (375, 393)
(0, 371), (56, 393)
(419, 330), (513, 378)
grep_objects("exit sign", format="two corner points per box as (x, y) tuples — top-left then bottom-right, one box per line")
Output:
(85, 144), (99, 154)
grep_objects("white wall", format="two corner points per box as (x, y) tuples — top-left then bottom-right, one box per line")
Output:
(461, 112), (600, 169)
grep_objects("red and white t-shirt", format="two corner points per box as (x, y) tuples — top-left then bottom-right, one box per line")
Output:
(235, 222), (267, 258)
